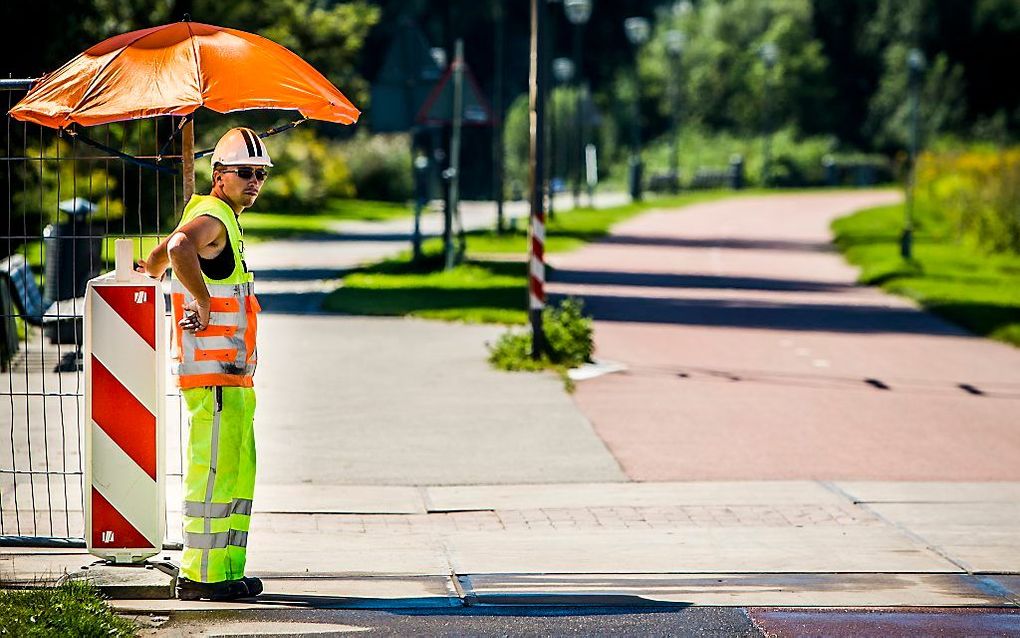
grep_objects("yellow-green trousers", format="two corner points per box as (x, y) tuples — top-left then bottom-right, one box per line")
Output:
(180, 386), (257, 583)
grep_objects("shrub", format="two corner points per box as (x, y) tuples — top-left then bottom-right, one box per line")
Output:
(340, 133), (413, 202)
(488, 297), (594, 372)
(251, 128), (356, 211)
(917, 147), (1020, 254)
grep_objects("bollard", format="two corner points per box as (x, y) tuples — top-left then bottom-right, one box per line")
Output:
(84, 239), (166, 564)
(729, 154), (745, 190)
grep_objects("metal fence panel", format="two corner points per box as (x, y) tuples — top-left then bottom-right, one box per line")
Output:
(1, 86), (186, 546)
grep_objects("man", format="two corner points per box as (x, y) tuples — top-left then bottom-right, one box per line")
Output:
(137, 127), (270, 601)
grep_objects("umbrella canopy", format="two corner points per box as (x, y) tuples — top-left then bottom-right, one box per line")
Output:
(9, 20), (360, 129)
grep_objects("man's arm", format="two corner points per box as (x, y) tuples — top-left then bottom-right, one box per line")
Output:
(141, 215), (226, 332)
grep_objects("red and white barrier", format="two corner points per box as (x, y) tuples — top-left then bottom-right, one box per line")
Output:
(85, 239), (165, 563)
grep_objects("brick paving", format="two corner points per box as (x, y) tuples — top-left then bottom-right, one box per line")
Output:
(256, 503), (879, 535)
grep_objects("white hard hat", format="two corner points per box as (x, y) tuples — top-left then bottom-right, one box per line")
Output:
(211, 127), (273, 167)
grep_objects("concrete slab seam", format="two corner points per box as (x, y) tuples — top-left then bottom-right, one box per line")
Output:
(974, 576), (1020, 606)
(819, 481), (971, 573)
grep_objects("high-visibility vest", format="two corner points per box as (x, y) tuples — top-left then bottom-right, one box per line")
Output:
(170, 195), (260, 389)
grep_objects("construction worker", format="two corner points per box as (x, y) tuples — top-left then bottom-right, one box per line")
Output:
(136, 127), (269, 601)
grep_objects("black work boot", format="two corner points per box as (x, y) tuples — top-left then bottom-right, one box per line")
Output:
(177, 576), (262, 601)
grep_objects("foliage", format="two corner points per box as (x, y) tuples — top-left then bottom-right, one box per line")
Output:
(0, 580), (138, 637)
(916, 147), (1020, 254)
(503, 86), (592, 200)
(637, 0), (830, 136)
(339, 133), (413, 202)
(487, 298), (595, 375)
(641, 125), (848, 188)
(865, 44), (965, 151)
(832, 203), (1020, 347)
(245, 128), (356, 211)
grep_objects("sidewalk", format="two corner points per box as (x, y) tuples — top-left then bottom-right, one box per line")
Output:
(4, 190), (1019, 626)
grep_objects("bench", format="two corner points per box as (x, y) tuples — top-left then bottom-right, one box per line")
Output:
(0, 254), (87, 372)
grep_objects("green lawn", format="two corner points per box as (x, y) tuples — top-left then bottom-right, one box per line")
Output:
(0, 580), (137, 637)
(323, 190), (738, 323)
(832, 203), (1020, 346)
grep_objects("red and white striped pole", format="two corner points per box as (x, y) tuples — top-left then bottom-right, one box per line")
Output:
(84, 239), (165, 563)
(528, 0), (548, 358)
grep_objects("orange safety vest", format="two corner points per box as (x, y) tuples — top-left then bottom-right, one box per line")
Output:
(169, 195), (260, 389)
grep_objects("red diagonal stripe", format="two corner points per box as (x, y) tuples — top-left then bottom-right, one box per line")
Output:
(91, 488), (153, 550)
(531, 238), (544, 261)
(530, 277), (545, 303)
(96, 285), (155, 348)
(92, 356), (156, 480)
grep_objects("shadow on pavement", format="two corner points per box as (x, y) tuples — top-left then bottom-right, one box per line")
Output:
(257, 268), (349, 282)
(551, 292), (966, 336)
(600, 235), (836, 253)
(551, 269), (853, 293)
(242, 594), (692, 613)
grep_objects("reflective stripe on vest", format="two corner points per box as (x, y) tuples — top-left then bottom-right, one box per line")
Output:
(172, 280), (258, 388)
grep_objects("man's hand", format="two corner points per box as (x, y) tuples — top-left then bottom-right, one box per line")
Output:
(179, 298), (211, 333)
(135, 258), (166, 280)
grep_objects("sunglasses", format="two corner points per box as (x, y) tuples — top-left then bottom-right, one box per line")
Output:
(221, 167), (269, 181)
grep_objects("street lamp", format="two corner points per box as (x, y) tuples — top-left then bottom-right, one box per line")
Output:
(665, 29), (685, 193)
(902, 47), (926, 261)
(758, 42), (778, 187)
(624, 16), (650, 202)
(564, 0), (592, 209)
(551, 57), (575, 210)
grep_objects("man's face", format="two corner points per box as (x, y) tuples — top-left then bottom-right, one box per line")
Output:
(215, 165), (268, 209)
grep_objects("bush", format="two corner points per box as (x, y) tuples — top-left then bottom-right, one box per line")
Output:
(249, 128), (356, 211)
(488, 297), (594, 372)
(916, 147), (1020, 254)
(340, 133), (413, 202)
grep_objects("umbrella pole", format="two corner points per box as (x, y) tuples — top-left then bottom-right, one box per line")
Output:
(182, 119), (195, 201)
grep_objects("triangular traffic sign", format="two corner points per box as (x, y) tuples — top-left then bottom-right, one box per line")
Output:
(415, 61), (494, 127)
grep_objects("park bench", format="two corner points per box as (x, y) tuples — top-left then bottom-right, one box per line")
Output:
(0, 254), (86, 372)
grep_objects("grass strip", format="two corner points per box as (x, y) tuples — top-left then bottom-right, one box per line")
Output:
(322, 190), (736, 323)
(832, 203), (1020, 346)
(0, 580), (137, 637)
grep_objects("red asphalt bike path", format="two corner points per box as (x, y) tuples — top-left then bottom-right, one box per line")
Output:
(549, 191), (1020, 481)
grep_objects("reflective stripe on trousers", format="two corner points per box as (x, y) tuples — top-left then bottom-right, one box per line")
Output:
(181, 385), (257, 583)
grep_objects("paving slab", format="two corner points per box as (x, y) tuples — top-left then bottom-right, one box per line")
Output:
(254, 485), (426, 514)
(425, 481), (846, 511)
(254, 316), (625, 486)
(865, 503), (1020, 573)
(68, 562), (174, 599)
(460, 573), (1015, 607)
(443, 527), (958, 574)
(243, 529), (448, 577)
(836, 482), (1020, 503)
(0, 551), (100, 585)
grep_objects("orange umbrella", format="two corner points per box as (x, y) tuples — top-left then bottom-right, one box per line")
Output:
(9, 20), (360, 129)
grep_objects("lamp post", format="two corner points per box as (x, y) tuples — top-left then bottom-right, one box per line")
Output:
(552, 57), (574, 213)
(624, 16), (650, 202)
(665, 29), (685, 193)
(901, 47), (926, 260)
(564, 0), (592, 209)
(759, 42), (778, 188)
